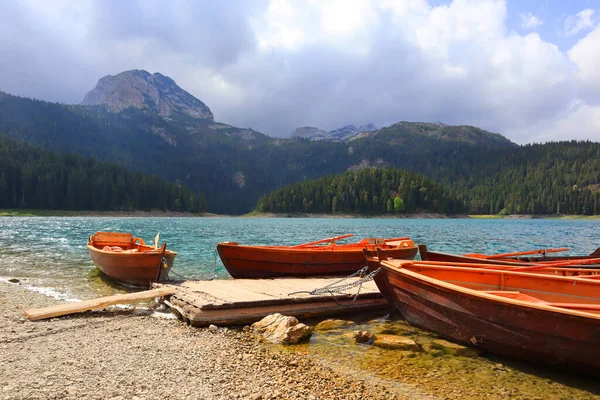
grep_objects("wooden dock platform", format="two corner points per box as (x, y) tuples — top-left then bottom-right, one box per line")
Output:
(155, 278), (387, 327)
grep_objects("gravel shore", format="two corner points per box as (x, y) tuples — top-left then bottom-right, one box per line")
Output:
(0, 281), (431, 400)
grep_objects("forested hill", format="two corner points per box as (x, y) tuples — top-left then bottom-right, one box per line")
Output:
(451, 141), (600, 215)
(256, 141), (600, 216)
(256, 168), (465, 215)
(1, 83), (599, 215)
(0, 135), (206, 212)
(0, 90), (516, 214)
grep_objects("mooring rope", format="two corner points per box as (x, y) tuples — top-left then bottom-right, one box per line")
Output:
(212, 247), (219, 280)
(288, 266), (380, 302)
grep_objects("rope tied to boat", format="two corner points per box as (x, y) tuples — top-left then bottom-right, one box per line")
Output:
(288, 266), (380, 303)
(212, 247), (219, 280)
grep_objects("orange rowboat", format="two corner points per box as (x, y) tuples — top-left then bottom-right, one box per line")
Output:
(87, 232), (177, 287)
(373, 254), (600, 375)
(419, 245), (600, 267)
(217, 234), (418, 278)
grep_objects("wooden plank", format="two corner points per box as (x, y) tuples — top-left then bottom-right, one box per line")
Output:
(23, 287), (177, 321)
(182, 280), (276, 302)
(185, 297), (388, 327)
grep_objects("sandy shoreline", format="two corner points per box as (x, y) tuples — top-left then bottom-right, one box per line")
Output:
(0, 281), (425, 400)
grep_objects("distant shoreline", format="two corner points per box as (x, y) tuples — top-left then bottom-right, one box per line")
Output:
(246, 212), (600, 219)
(3, 209), (598, 219)
(0, 209), (223, 218)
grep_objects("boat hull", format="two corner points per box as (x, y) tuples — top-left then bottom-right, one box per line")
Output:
(89, 246), (176, 286)
(379, 263), (600, 375)
(218, 243), (418, 278)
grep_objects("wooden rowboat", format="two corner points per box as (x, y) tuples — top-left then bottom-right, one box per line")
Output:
(374, 254), (600, 375)
(217, 234), (418, 278)
(419, 244), (600, 266)
(87, 232), (177, 287)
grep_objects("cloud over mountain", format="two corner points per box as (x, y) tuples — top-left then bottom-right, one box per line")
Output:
(0, 0), (599, 144)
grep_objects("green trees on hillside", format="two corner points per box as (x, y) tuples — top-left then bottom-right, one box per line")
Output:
(450, 141), (600, 215)
(256, 167), (464, 215)
(1, 92), (600, 215)
(0, 136), (205, 212)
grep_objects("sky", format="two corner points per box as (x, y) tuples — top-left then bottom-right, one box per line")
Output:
(0, 0), (599, 144)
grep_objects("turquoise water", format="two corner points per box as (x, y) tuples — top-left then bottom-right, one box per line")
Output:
(1, 216), (599, 299)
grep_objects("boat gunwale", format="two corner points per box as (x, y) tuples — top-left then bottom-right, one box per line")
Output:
(217, 243), (417, 254)
(87, 243), (178, 257)
(380, 260), (600, 321)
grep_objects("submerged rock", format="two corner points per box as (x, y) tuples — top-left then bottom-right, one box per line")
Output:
(352, 331), (374, 344)
(314, 319), (354, 332)
(425, 339), (483, 357)
(251, 313), (313, 345)
(373, 334), (420, 351)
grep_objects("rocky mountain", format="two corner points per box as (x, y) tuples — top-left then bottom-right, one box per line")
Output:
(81, 70), (214, 120)
(291, 123), (378, 141)
(0, 70), (524, 214)
(290, 126), (331, 141)
(329, 123), (378, 140)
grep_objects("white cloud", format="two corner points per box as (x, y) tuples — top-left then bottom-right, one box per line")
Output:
(564, 9), (598, 36)
(518, 12), (543, 30)
(569, 24), (600, 105)
(520, 102), (600, 144)
(1, 0), (600, 144)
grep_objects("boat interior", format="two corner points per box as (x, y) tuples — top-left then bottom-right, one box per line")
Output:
(382, 260), (600, 314)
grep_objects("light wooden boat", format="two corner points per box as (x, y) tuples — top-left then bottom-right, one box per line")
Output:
(217, 234), (418, 278)
(87, 232), (177, 287)
(374, 254), (600, 375)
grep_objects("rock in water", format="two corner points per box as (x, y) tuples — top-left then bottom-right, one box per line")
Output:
(251, 313), (313, 344)
(81, 69), (214, 120)
(314, 319), (353, 332)
(352, 330), (374, 344)
(373, 334), (420, 351)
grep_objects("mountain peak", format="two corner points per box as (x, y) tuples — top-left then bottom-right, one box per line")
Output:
(81, 70), (214, 120)
(292, 123), (378, 141)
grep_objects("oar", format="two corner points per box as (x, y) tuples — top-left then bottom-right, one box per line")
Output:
(292, 234), (354, 247)
(465, 247), (570, 259)
(154, 232), (160, 250)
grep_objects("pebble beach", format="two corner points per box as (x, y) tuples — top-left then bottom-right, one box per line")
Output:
(0, 281), (427, 400)
(4, 280), (600, 399)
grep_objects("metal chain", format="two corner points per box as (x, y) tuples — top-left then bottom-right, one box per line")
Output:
(166, 267), (186, 281)
(288, 267), (380, 302)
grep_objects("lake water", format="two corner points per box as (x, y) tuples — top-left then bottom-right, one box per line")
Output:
(3, 216), (600, 397)
(1, 216), (599, 300)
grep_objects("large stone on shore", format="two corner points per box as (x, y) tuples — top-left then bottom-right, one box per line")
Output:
(424, 339), (483, 357)
(373, 334), (420, 351)
(314, 319), (353, 332)
(251, 314), (313, 345)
